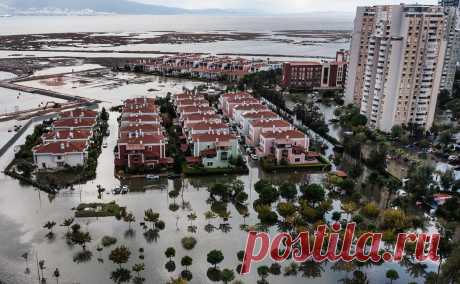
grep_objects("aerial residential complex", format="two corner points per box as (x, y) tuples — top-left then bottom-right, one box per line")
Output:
(345, 4), (457, 132)
(219, 92), (320, 166)
(32, 108), (99, 169)
(173, 92), (240, 169)
(127, 54), (281, 81)
(115, 98), (171, 170)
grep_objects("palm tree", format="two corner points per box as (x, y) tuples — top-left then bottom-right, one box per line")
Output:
(341, 201), (357, 220)
(165, 247), (175, 261)
(43, 221), (56, 235)
(109, 246), (131, 269)
(207, 250), (224, 269)
(221, 268), (235, 284)
(220, 211), (231, 223)
(96, 184), (105, 199)
(53, 268), (60, 284)
(181, 256), (192, 271)
(257, 265), (270, 281)
(386, 269), (399, 284)
(21, 252), (29, 273)
(204, 211), (216, 226)
(38, 260), (46, 282)
(123, 212), (136, 229)
(60, 218), (74, 232)
(340, 270), (369, 284)
(132, 263), (145, 277)
(406, 262), (427, 279)
(187, 212), (197, 227)
(144, 209), (159, 229)
(299, 261), (324, 278)
(70, 230), (91, 251)
(166, 277), (187, 284)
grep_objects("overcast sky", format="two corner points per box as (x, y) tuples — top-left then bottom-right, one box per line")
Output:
(133, 0), (438, 13)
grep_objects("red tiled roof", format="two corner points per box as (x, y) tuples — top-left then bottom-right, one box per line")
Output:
(186, 156), (201, 164)
(234, 104), (268, 112)
(124, 97), (156, 105)
(187, 122), (227, 131)
(242, 111), (278, 119)
(250, 119), (291, 128)
(53, 118), (96, 128)
(178, 106), (214, 113)
(191, 133), (237, 142)
(227, 97), (259, 104)
(118, 133), (165, 145)
(200, 148), (217, 158)
(260, 129), (306, 139)
(182, 113), (220, 121)
(33, 141), (88, 154)
(42, 130), (92, 141)
(332, 170), (348, 178)
(119, 124), (162, 133)
(122, 114), (161, 122)
(174, 93), (204, 100)
(59, 108), (98, 119)
(122, 104), (158, 114)
(222, 92), (252, 99)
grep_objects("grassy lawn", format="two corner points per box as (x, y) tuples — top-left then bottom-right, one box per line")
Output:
(74, 201), (126, 218)
(182, 164), (249, 176)
(260, 156), (331, 172)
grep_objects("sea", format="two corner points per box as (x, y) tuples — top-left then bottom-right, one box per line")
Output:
(0, 15), (353, 60)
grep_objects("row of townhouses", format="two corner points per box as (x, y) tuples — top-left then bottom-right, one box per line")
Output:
(219, 92), (321, 165)
(128, 54), (281, 81)
(173, 92), (241, 168)
(32, 108), (99, 169)
(115, 97), (172, 169)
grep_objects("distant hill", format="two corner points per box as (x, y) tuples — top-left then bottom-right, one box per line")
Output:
(0, 0), (244, 15)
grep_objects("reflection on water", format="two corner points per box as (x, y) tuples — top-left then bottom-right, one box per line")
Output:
(0, 72), (435, 284)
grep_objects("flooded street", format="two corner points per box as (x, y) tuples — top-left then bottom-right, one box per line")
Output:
(0, 67), (436, 283)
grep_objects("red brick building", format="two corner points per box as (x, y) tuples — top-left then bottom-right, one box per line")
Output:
(282, 51), (349, 90)
(282, 62), (323, 90)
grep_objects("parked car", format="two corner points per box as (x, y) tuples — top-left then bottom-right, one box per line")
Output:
(251, 154), (259, 161)
(146, 175), (160, 181)
(121, 185), (129, 194)
(448, 155), (458, 162)
(102, 142), (108, 148)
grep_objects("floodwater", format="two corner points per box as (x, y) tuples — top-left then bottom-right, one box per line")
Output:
(0, 15), (354, 35)
(32, 64), (104, 76)
(0, 15), (351, 59)
(0, 71), (17, 80)
(0, 68), (436, 283)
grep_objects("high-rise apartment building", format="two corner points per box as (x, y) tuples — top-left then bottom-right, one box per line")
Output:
(439, 0), (459, 8)
(440, 7), (459, 93)
(439, 0), (460, 93)
(345, 5), (447, 132)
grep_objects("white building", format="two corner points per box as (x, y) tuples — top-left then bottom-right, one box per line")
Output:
(345, 4), (448, 131)
(33, 141), (88, 169)
(440, 6), (460, 93)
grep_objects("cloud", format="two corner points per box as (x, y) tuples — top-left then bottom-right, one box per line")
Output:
(133, 0), (438, 13)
